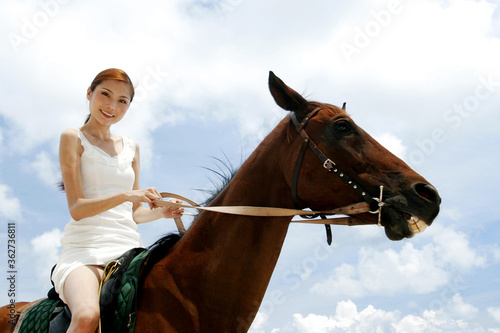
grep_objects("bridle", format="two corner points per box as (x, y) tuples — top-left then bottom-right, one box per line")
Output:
(289, 105), (386, 244)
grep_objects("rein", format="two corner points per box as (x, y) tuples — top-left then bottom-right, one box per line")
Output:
(154, 106), (388, 244)
(154, 191), (381, 240)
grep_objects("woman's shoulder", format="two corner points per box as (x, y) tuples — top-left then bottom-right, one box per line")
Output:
(60, 128), (85, 149)
(61, 127), (81, 135)
(59, 128), (84, 156)
(60, 128), (81, 141)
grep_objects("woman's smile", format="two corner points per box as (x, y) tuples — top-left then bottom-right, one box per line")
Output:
(101, 109), (115, 118)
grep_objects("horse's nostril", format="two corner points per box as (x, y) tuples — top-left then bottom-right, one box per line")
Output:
(414, 183), (441, 204)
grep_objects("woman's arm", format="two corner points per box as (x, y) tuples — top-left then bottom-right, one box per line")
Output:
(130, 142), (183, 224)
(60, 129), (163, 221)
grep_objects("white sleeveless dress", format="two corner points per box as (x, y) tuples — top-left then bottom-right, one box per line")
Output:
(51, 129), (143, 303)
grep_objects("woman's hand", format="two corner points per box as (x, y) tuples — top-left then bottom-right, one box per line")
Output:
(159, 198), (185, 219)
(129, 189), (185, 224)
(124, 187), (163, 209)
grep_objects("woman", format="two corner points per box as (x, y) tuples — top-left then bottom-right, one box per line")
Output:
(51, 68), (183, 333)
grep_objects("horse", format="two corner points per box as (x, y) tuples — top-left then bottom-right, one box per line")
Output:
(0, 72), (441, 333)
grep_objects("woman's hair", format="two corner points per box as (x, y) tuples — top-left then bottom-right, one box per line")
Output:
(84, 68), (135, 124)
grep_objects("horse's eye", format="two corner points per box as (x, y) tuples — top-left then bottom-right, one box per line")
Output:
(334, 120), (352, 133)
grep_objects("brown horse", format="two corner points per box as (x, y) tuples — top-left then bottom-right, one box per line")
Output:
(0, 72), (440, 333)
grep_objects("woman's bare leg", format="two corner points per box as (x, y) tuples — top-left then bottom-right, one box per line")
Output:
(63, 265), (104, 333)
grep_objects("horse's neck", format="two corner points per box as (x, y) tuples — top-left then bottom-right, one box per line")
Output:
(144, 122), (293, 330)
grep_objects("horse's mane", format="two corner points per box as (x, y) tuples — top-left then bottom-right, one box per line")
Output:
(198, 155), (239, 206)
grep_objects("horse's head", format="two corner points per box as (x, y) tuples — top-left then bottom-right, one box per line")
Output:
(269, 71), (441, 240)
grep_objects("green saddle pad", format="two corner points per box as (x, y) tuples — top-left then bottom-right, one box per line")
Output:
(100, 248), (151, 333)
(17, 298), (62, 333)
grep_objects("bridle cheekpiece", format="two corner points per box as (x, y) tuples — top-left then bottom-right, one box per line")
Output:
(289, 106), (387, 243)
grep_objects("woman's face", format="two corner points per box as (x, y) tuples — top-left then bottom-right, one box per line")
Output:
(87, 80), (132, 126)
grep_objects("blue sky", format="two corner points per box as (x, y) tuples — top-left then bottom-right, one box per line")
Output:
(1, 0), (500, 332)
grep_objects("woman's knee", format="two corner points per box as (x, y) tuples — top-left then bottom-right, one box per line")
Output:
(72, 305), (100, 329)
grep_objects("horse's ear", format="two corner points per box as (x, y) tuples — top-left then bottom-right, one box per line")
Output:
(268, 71), (307, 112)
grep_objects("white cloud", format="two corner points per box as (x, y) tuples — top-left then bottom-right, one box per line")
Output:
(293, 300), (399, 333)
(0, 184), (22, 221)
(28, 151), (60, 188)
(444, 294), (479, 321)
(30, 228), (63, 285)
(429, 224), (487, 272)
(374, 133), (407, 161)
(304, 0), (500, 141)
(311, 225), (486, 297)
(488, 307), (500, 324)
(492, 245), (500, 262)
(0, 126), (3, 164)
(293, 296), (486, 333)
(293, 313), (334, 333)
(311, 243), (448, 297)
(311, 264), (365, 298)
(248, 312), (269, 333)
(2, 0), (499, 168)
(440, 207), (463, 222)
(339, 0), (499, 80)
(393, 306), (482, 333)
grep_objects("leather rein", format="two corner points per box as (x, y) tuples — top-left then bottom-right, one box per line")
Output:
(154, 105), (387, 244)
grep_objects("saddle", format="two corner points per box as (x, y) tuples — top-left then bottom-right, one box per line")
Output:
(15, 248), (150, 333)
